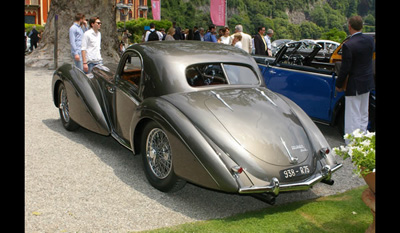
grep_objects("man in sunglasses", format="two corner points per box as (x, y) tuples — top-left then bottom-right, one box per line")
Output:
(82, 16), (102, 74)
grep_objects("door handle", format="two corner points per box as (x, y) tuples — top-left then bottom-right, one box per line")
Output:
(269, 70), (277, 74)
(106, 85), (115, 93)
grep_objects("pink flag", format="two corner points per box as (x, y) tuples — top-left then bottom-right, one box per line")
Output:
(151, 0), (161, 21)
(210, 0), (226, 26)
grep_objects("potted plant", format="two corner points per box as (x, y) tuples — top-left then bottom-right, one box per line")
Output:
(334, 129), (375, 191)
(334, 129), (375, 233)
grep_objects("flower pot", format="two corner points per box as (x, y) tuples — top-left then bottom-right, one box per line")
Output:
(362, 188), (375, 233)
(363, 171), (375, 194)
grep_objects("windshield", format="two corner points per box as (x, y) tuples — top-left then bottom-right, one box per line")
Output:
(186, 63), (259, 87)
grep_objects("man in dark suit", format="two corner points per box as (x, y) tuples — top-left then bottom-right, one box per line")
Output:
(193, 26), (201, 41)
(254, 26), (268, 56)
(335, 16), (375, 139)
(29, 26), (39, 51)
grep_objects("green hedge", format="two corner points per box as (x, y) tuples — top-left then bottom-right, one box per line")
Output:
(25, 24), (45, 34)
(117, 18), (172, 43)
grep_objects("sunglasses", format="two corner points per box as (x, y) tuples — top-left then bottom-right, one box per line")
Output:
(95, 22), (102, 25)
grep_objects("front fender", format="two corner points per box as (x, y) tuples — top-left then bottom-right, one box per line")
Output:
(52, 64), (110, 136)
(133, 97), (242, 193)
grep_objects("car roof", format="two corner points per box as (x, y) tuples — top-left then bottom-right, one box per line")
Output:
(125, 41), (263, 96)
(128, 40), (256, 66)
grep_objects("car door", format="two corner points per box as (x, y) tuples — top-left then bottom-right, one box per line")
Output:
(112, 50), (144, 146)
(259, 63), (335, 123)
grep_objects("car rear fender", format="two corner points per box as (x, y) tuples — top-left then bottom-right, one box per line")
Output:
(132, 97), (243, 192)
(52, 64), (110, 136)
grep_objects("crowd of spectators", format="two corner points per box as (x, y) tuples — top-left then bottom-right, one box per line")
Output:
(130, 22), (274, 55)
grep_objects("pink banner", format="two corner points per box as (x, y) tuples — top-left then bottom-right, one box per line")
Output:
(151, 0), (161, 21)
(210, 0), (226, 26)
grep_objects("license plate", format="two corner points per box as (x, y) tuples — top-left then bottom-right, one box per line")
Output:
(280, 165), (310, 179)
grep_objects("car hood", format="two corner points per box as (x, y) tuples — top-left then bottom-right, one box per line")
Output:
(162, 87), (313, 168)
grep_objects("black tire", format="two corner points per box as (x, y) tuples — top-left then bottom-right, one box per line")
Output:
(141, 121), (186, 192)
(58, 83), (80, 131)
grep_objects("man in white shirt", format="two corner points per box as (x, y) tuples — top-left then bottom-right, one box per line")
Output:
(82, 17), (102, 74)
(264, 29), (274, 56)
(234, 25), (252, 54)
(144, 23), (163, 41)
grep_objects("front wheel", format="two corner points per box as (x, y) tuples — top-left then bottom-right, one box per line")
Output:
(141, 121), (186, 192)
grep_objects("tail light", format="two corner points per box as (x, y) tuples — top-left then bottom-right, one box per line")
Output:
(320, 148), (330, 158)
(231, 166), (244, 174)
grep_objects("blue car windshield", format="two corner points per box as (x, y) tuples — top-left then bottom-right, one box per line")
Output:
(186, 63), (259, 87)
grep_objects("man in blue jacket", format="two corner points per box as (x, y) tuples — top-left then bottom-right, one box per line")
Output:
(69, 13), (86, 71)
(335, 16), (375, 139)
(204, 24), (217, 43)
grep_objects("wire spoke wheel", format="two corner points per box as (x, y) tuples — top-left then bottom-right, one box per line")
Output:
(57, 83), (79, 131)
(146, 128), (173, 179)
(59, 87), (70, 123)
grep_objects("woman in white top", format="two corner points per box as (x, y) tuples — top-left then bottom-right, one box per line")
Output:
(231, 33), (243, 50)
(219, 27), (232, 45)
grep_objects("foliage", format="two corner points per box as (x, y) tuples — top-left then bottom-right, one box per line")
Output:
(299, 21), (322, 40)
(334, 129), (375, 176)
(117, 18), (172, 43)
(145, 186), (372, 233)
(149, 0), (375, 42)
(321, 28), (347, 43)
(25, 24), (45, 34)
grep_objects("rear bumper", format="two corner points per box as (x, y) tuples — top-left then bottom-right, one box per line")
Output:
(238, 163), (343, 196)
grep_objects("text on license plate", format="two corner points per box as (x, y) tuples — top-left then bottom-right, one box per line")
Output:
(280, 165), (310, 179)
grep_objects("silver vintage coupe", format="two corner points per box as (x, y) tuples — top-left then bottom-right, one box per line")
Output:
(52, 41), (342, 204)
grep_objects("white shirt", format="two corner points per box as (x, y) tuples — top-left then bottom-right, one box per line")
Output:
(81, 28), (102, 63)
(220, 36), (232, 45)
(234, 41), (243, 50)
(144, 29), (163, 41)
(264, 35), (272, 50)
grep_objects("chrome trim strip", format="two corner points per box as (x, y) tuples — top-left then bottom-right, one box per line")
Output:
(280, 136), (298, 164)
(238, 163), (342, 195)
(211, 91), (233, 111)
(255, 88), (277, 106)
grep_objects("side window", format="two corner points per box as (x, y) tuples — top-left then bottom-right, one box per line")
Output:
(120, 52), (142, 89)
(186, 64), (227, 86)
(186, 63), (259, 87)
(223, 64), (259, 85)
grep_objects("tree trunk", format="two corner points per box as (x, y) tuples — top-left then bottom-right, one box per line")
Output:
(25, 0), (120, 68)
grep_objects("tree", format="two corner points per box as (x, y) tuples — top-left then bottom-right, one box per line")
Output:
(117, 18), (172, 44)
(321, 28), (347, 43)
(25, 0), (119, 68)
(310, 6), (327, 28)
(299, 21), (322, 39)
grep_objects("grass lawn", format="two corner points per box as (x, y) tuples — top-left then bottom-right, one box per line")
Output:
(144, 186), (372, 233)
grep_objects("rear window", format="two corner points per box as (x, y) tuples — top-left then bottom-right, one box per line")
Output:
(186, 63), (259, 87)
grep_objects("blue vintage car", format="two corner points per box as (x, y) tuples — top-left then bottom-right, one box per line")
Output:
(254, 41), (375, 134)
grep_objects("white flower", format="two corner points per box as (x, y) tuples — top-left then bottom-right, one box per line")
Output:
(352, 129), (363, 138)
(360, 140), (370, 147)
(365, 131), (375, 139)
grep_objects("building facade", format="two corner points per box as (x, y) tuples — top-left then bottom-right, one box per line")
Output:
(24, 0), (148, 25)
(24, 0), (51, 25)
(116, 0), (148, 22)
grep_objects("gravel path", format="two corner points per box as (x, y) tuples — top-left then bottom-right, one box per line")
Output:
(25, 67), (364, 232)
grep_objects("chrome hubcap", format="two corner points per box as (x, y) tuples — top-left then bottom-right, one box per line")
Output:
(146, 128), (172, 179)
